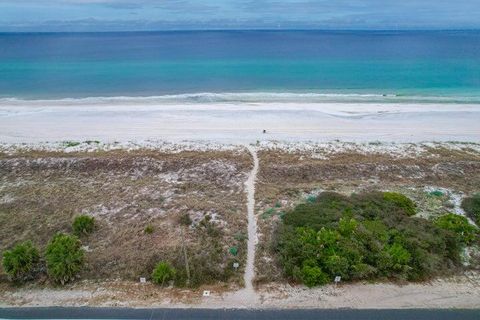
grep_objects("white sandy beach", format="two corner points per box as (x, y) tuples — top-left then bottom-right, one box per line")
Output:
(0, 101), (479, 143)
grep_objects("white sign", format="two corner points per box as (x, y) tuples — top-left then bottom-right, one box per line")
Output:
(233, 262), (240, 270)
(203, 290), (211, 297)
(139, 277), (146, 283)
(334, 276), (341, 283)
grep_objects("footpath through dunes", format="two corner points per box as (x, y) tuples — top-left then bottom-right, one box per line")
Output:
(244, 145), (259, 292)
(221, 145), (260, 306)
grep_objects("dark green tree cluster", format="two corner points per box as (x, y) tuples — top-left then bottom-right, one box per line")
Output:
(277, 192), (465, 287)
(462, 194), (480, 225)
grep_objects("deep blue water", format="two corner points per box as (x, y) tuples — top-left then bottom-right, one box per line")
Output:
(0, 30), (479, 101)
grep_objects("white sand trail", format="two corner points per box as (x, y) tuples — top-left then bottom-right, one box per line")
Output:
(244, 145), (259, 292)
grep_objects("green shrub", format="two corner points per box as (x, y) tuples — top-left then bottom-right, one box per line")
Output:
(72, 215), (95, 236)
(2, 241), (40, 282)
(434, 213), (478, 245)
(462, 194), (480, 225)
(152, 262), (176, 286)
(301, 265), (329, 287)
(277, 192), (463, 287)
(45, 233), (85, 284)
(383, 192), (416, 216)
(144, 225), (154, 234)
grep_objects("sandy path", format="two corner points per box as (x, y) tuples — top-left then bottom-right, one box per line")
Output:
(221, 145), (259, 307)
(244, 145), (259, 292)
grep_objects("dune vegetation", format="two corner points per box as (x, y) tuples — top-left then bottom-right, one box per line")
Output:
(277, 192), (478, 287)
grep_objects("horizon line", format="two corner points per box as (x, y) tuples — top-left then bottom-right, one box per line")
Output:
(1, 28), (480, 34)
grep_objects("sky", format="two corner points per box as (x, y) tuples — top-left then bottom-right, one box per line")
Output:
(1, 0), (480, 31)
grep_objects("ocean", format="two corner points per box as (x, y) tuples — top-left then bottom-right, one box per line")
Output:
(0, 30), (480, 103)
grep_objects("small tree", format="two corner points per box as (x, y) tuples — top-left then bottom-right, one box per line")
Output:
(152, 262), (176, 286)
(2, 241), (40, 282)
(45, 233), (85, 284)
(72, 215), (95, 236)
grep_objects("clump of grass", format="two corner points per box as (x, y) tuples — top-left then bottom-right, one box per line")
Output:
(144, 225), (154, 234)
(151, 261), (176, 286)
(72, 215), (95, 236)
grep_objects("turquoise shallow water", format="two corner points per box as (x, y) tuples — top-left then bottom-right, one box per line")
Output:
(0, 31), (479, 102)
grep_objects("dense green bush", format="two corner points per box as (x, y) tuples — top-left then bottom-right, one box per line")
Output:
(45, 233), (85, 284)
(2, 241), (40, 282)
(462, 194), (480, 225)
(383, 192), (416, 216)
(72, 215), (95, 236)
(300, 264), (329, 287)
(277, 192), (462, 287)
(434, 213), (478, 245)
(152, 262), (176, 286)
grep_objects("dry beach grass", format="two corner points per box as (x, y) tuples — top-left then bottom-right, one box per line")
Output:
(1, 141), (480, 308)
(0, 148), (251, 284)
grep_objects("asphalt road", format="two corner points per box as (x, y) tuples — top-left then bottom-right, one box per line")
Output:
(1, 308), (479, 320)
